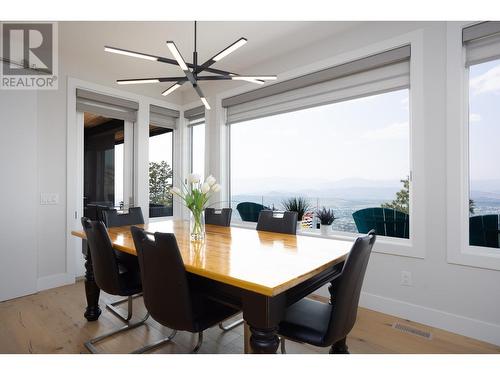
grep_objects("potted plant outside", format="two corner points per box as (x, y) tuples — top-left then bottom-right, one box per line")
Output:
(281, 197), (311, 230)
(315, 207), (336, 235)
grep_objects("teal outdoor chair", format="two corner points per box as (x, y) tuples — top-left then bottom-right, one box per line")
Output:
(469, 215), (500, 248)
(352, 207), (409, 239)
(236, 202), (268, 222)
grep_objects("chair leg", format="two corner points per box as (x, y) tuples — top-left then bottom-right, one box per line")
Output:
(191, 332), (203, 353)
(85, 311), (150, 354)
(280, 337), (286, 354)
(130, 329), (177, 354)
(218, 318), (244, 332)
(106, 293), (143, 322)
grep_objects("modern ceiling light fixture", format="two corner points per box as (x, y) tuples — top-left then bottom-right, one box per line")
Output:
(104, 21), (277, 109)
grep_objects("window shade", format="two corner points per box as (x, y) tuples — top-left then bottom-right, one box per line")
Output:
(222, 45), (410, 125)
(463, 22), (500, 66)
(149, 104), (179, 129)
(76, 89), (139, 122)
(184, 105), (205, 126)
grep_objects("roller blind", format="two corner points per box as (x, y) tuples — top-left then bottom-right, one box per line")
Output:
(149, 104), (179, 129)
(184, 105), (205, 126)
(223, 45), (411, 125)
(463, 22), (500, 66)
(76, 89), (139, 122)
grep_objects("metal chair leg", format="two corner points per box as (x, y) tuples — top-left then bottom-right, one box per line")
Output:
(130, 329), (177, 354)
(85, 311), (150, 354)
(85, 311), (177, 354)
(280, 337), (286, 354)
(106, 293), (143, 322)
(191, 332), (203, 353)
(218, 318), (244, 332)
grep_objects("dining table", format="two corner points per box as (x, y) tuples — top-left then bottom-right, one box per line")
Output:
(71, 220), (352, 354)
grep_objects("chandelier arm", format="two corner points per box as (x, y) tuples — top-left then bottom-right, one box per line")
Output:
(116, 77), (188, 84)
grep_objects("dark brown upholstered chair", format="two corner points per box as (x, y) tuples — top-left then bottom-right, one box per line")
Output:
(205, 208), (232, 227)
(101, 207), (145, 322)
(256, 210), (298, 235)
(81, 218), (175, 354)
(131, 226), (239, 353)
(278, 230), (376, 354)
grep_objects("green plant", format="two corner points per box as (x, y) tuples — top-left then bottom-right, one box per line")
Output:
(281, 196), (310, 221)
(381, 177), (409, 214)
(149, 161), (173, 207)
(315, 207), (336, 225)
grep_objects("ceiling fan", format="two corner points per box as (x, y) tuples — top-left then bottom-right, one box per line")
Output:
(104, 21), (277, 109)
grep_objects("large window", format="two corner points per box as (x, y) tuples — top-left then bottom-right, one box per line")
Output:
(468, 58), (500, 249)
(191, 122), (205, 179)
(230, 89), (410, 237)
(149, 125), (174, 218)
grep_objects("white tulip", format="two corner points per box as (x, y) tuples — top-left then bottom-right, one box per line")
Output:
(188, 173), (200, 184)
(205, 175), (216, 186)
(211, 183), (221, 193)
(170, 187), (182, 196)
(201, 182), (210, 194)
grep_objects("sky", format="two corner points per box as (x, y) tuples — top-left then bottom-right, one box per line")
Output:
(231, 89), (410, 195)
(469, 58), (500, 191)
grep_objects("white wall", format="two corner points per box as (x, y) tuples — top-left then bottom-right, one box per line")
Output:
(0, 90), (38, 300)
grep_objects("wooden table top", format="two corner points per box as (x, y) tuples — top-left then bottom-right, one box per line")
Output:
(72, 220), (351, 297)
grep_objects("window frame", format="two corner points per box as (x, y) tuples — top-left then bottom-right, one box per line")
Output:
(220, 30), (426, 259)
(148, 125), (175, 221)
(447, 22), (500, 270)
(189, 120), (206, 178)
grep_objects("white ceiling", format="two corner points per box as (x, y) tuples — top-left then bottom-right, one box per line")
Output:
(60, 21), (360, 103)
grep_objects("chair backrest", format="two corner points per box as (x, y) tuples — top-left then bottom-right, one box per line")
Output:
(130, 226), (195, 331)
(236, 202), (267, 222)
(256, 210), (298, 234)
(102, 207), (144, 227)
(205, 208), (232, 227)
(81, 217), (122, 295)
(325, 230), (376, 345)
(352, 207), (409, 239)
(469, 215), (499, 248)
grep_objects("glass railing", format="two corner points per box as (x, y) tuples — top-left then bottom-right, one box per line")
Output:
(229, 194), (398, 235)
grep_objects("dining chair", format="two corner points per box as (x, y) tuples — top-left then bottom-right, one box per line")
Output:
(256, 210), (298, 235)
(81, 218), (176, 354)
(101, 207), (145, 322)
(203, 207), (242, 332)
(278, 230), (376, 354)
(236, 202), (267, 222)
(205, 208), (232, 226)
(131, 226), (240, 353)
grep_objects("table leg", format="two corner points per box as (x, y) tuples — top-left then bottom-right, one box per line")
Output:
(83, 243), (101, 321)
(330, 337), (349, 354)
(242, 292), (285, 354)
(249, 326), (280, 354)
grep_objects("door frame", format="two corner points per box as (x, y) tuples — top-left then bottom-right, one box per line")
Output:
(66, 77), (182, 278)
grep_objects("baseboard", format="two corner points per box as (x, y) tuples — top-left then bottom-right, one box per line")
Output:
(37, 273), (75, 292)
(359, 291), (500, 346)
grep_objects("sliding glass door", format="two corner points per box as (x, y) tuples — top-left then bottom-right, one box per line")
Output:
(83, 112), (134, 218)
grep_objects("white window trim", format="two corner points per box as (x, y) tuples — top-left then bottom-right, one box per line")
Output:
(66, 77), (182, 278)
(446, 22), (500, 271)
(215, 29), (426, 259)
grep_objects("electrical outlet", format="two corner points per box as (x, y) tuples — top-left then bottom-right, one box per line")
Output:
(400, 271), (413, 286)
(40, 193), (59, 205)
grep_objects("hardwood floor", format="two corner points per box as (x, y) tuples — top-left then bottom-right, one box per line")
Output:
(0, 281), (498, 354)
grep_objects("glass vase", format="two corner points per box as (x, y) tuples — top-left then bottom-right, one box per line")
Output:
(190, 210), (205, 242)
